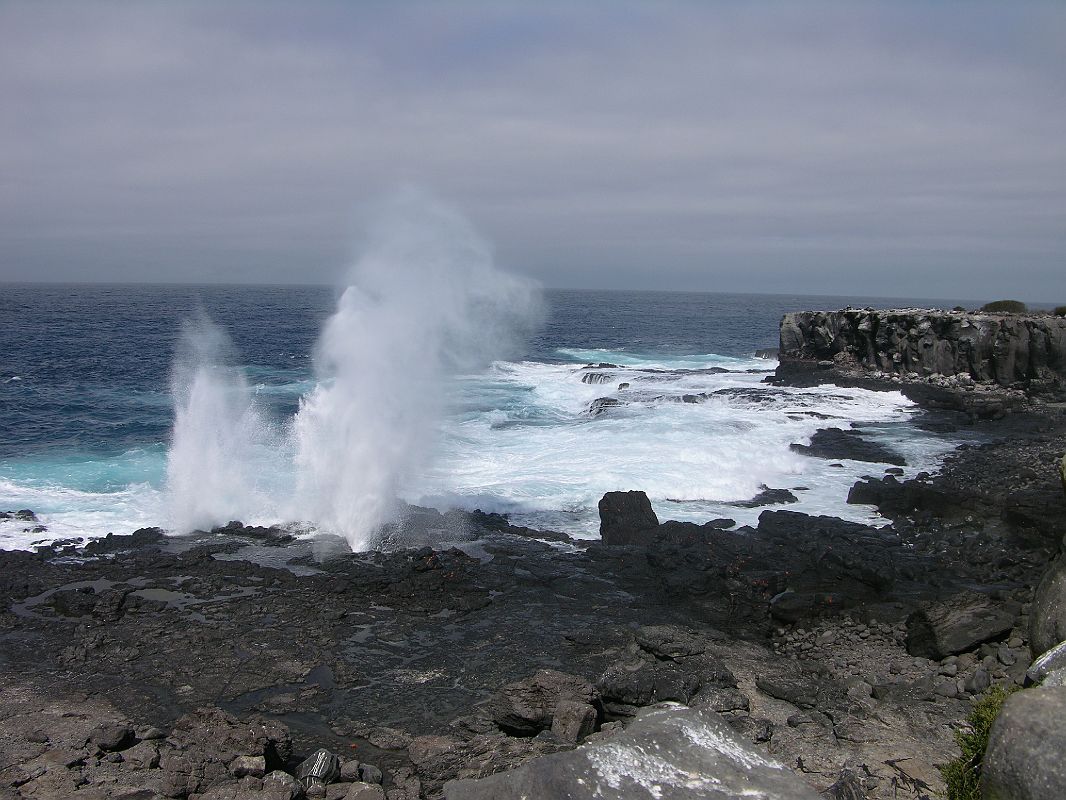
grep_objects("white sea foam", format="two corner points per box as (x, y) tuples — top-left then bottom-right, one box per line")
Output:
(409, 353), (960, 536)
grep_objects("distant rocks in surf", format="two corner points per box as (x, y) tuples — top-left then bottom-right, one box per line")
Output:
(1, 509), (38, 522)
(586, 396), (625, 417)
(580, 372), (615, 384)
(729, 487), (799, 508)
(790, 427), (907, 466)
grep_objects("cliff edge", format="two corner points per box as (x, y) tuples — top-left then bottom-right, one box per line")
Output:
(779, 308), (1066, 399)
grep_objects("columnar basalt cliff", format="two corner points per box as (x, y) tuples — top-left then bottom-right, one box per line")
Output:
(779, 309), (1066, 397)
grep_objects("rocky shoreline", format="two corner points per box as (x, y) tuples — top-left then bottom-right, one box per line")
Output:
(3, 330), (1066, 799)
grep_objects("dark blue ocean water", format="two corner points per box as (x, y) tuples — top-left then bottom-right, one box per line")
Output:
(0, 284), (971, 546)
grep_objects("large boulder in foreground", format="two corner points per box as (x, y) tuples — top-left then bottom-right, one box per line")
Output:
(599, 491), (660, 545)
(1030, 556), (1066, 657)
(444, 703), (819, 800)
(982, 687), (1066, 800)
(905, 591), (1016, 660)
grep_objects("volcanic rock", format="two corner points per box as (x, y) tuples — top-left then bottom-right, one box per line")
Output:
(983, 686), (1066, 800)
(1030, 555), (1066, 657)
(598, 490), (659, 545)
(905, 592), (1016, 660)
(443, 703), (820, 799)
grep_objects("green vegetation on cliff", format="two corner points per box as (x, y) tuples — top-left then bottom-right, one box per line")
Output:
(980, 300), (1028, 313)
(941, 685), (1019, 800)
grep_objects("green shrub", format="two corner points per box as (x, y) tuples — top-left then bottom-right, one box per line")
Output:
(1053, 305), (1066, 316)
(980, 300), (1027, 313)
(941, 685), (1019, 800)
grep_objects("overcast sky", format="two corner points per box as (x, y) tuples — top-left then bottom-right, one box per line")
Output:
(1, 1), (1064, 300)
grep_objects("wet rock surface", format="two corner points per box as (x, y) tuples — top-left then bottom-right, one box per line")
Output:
(1, 402), (1065, 798)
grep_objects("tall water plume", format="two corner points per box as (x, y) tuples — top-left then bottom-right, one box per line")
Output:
(293, 191), (541, 549)
(165, 313), (279, 532)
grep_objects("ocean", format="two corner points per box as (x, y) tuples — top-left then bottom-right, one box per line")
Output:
(0, 284), (974, 550)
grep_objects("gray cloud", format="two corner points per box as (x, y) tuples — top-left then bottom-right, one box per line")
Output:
(1, 1), (1064, 300)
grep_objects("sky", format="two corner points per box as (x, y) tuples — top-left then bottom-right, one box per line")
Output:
(1, 1), (1064, 300)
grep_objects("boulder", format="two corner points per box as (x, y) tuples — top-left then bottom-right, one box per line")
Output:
(296, 748), (341, 789)
(159, 707), (292, 798)
(598, 491), (660, 545)
(982, 687), (1066, 800)
(549, 700), (597, 744)
(484, 670), (598, 736)
(599, 661), (701, 710)
(444, 703), (820, 799)
(88, 722), (134, 752)
(1030, 556), (1066, 657)
(263, 770), (302, 798)
(1027, 641), (1066, 686)
(344, 783), (386, 800)
(905, 592), (1016, 660)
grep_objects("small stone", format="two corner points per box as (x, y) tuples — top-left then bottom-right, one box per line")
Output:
(934, 679), (958, 698)
(339, 760), (363, 783)
(550, 700), (597, 743)
(231, 754), (266, 779)
(966, 667), (991, 694)
(122, 741), (159, 770)
(89, 723), (135, 752)
(940, 664), (959, 677)
(359, 764), (383, 785)
(345, 783), (386, 800)
(263, 771), (302, 799)
(998, 646), (1017, 666)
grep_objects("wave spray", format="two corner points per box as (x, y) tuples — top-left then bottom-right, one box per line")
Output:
(164, 191), (540, 549)
(293, 191), (540, 549)
(165, 314), (282, 532)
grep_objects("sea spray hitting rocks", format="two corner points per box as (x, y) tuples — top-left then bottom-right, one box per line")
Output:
(165, 191), (541, 549)
(292, 192), (541, 549)
(165, 314), (286, 533)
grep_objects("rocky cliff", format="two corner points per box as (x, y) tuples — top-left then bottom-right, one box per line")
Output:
(779, 309), (1066, 397)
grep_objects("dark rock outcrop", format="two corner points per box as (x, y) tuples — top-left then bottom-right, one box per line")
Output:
(599, 491), (660, 545)
(905, 592), (1017, 660)
(982, 687), (1066, 800)
(790, 427), (906, 466)
(1030, 556), (1066, 657)
(778, 308), (1066, 397)
(444, 703), (820, 800)
(729, 487), (799, 508)
(482, 670), (598, 737)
